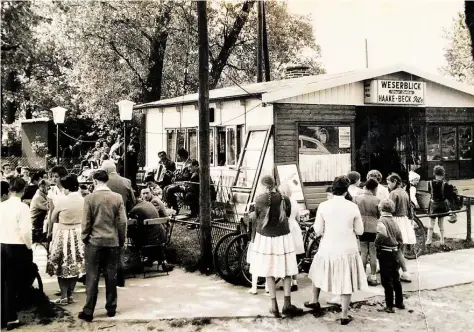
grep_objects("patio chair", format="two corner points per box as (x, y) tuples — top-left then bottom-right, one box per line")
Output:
(128, 217), (173, 278)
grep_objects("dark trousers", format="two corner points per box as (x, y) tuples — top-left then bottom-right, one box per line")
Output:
(185, 192), (199, 216)
(1, 244), (33, 325)
(377, 249), (403, 308)
(165, 185), (184, 211)
(83, 244), (120, 316)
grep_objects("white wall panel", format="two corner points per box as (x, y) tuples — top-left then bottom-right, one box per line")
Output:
(277, 83), (365, 105)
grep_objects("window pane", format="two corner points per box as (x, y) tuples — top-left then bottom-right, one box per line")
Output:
(298, 126), (351, 182)
(166, 130), (177, 161)
(176, 130), (185, 160)
(441, 126), (456, 161)
(235, 130), (268, 188)
(217, 128), (226, 166)
(459, 126), (473, 160)
(210, 129), (215, 165)
(427, 126), (440, 161)
(188, 129), (198, 160)
(226, 128), (236, 165)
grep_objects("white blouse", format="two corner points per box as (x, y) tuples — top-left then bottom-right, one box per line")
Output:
(313, 195), (364, 256)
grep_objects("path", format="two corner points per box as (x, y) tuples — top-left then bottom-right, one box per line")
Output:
(32, 246), (474, 321)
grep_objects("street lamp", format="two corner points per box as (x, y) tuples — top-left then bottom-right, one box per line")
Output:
(116, 100), (135, 178)
(51, 106), (67, 165)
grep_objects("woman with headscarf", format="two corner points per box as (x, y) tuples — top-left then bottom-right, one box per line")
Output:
(249, 175), (303, 318)
(305, 176), (367, 325)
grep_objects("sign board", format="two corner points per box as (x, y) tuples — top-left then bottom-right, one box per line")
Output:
(364, 80), (425, 105)
(275, 163), (305, 203)
(338, 127), (351, 148)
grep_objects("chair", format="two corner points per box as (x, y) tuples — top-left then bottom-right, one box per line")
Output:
(129, 217), (173, 278)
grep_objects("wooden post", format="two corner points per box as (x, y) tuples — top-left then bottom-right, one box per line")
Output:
(466, 197), (472, 242)
(197, 0), (213, 272)
(262, 0), (271, 81)
(257, 0), (263, 83)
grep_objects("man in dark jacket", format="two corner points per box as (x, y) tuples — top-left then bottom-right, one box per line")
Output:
(79, 170), (127, 322)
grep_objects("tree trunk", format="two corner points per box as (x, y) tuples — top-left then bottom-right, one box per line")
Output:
(262, 1), (271, 82)
(209, 1), (256, 89)
(465, 1), (474, 62)
(257, 1), (263, 83)
(144, 8), (172, 102)
(4, 71), (18, 124)
(197, 0), (213, 273)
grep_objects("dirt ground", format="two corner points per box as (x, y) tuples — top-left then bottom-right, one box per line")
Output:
(15, 282), (474, 332)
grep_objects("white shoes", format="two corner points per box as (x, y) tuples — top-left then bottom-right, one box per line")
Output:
(248, 288), (257, 295)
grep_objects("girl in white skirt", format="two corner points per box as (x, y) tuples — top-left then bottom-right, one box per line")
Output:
(305, 176), (367, 325)
(249, 175), (303, 318)
(387, 173), (415, 283)
(278, 183), (304, 291)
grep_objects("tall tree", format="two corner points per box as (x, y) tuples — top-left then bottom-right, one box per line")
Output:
(442, 12), (474, 84)
(465, 1), (474, 62)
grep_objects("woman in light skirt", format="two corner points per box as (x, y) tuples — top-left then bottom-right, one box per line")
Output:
(387, 173), (415, 283)
(46, 174), (85, 305)
(249, 175), (303, 317)
(305, 176), (367, 325)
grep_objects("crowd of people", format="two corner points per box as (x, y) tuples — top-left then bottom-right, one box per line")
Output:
(1, 149), (456, 328)
(245, 165), (454, 325)
(0, 156), (180, 329)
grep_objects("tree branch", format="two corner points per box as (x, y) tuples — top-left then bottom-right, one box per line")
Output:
(209, 1), (256, 89)
(108, 40), (148, 91)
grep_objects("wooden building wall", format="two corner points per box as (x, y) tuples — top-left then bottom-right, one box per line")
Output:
(274, 104), (356, 164)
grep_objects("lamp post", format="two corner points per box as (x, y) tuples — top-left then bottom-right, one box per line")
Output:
(51, 106), (67, 165)
(116, 100), (135, 178)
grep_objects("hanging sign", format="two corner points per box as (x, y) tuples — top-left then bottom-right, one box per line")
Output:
(364, 80), (425, 105)
(338, 127), (351, 148)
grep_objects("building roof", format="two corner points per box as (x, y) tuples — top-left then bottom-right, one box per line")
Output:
(134, 63), (474, 110)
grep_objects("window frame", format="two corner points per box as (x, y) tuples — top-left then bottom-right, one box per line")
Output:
(427, 124), (473, 162)
(165, 125), (245, 167)
(296, 122), (354, 185)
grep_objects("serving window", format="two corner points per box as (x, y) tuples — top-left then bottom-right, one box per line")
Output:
(298, 125), (352, 183)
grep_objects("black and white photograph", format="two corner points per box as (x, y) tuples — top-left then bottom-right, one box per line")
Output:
(1, 0), (474, 331)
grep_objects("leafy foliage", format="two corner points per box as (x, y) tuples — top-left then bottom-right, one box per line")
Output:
(442, 12), (474, 84)
(1, 0), (323, 140)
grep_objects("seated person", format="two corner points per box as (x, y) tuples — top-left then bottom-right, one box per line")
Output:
(183, 160), (200, 217)
(79, 184), (90, 197)
(141, 187), (168, 217)
(156, 151), (176, 189)
(128, 188), (172, 270)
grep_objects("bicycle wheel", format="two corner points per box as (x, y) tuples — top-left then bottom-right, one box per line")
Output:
(213, 231), (240, 282)
(404, 216), (426, 260)
(224, 233), (250, 285)
(240, 243), (267, 289)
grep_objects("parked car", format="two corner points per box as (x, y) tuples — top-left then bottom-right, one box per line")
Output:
(298, 135), (330, 155)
